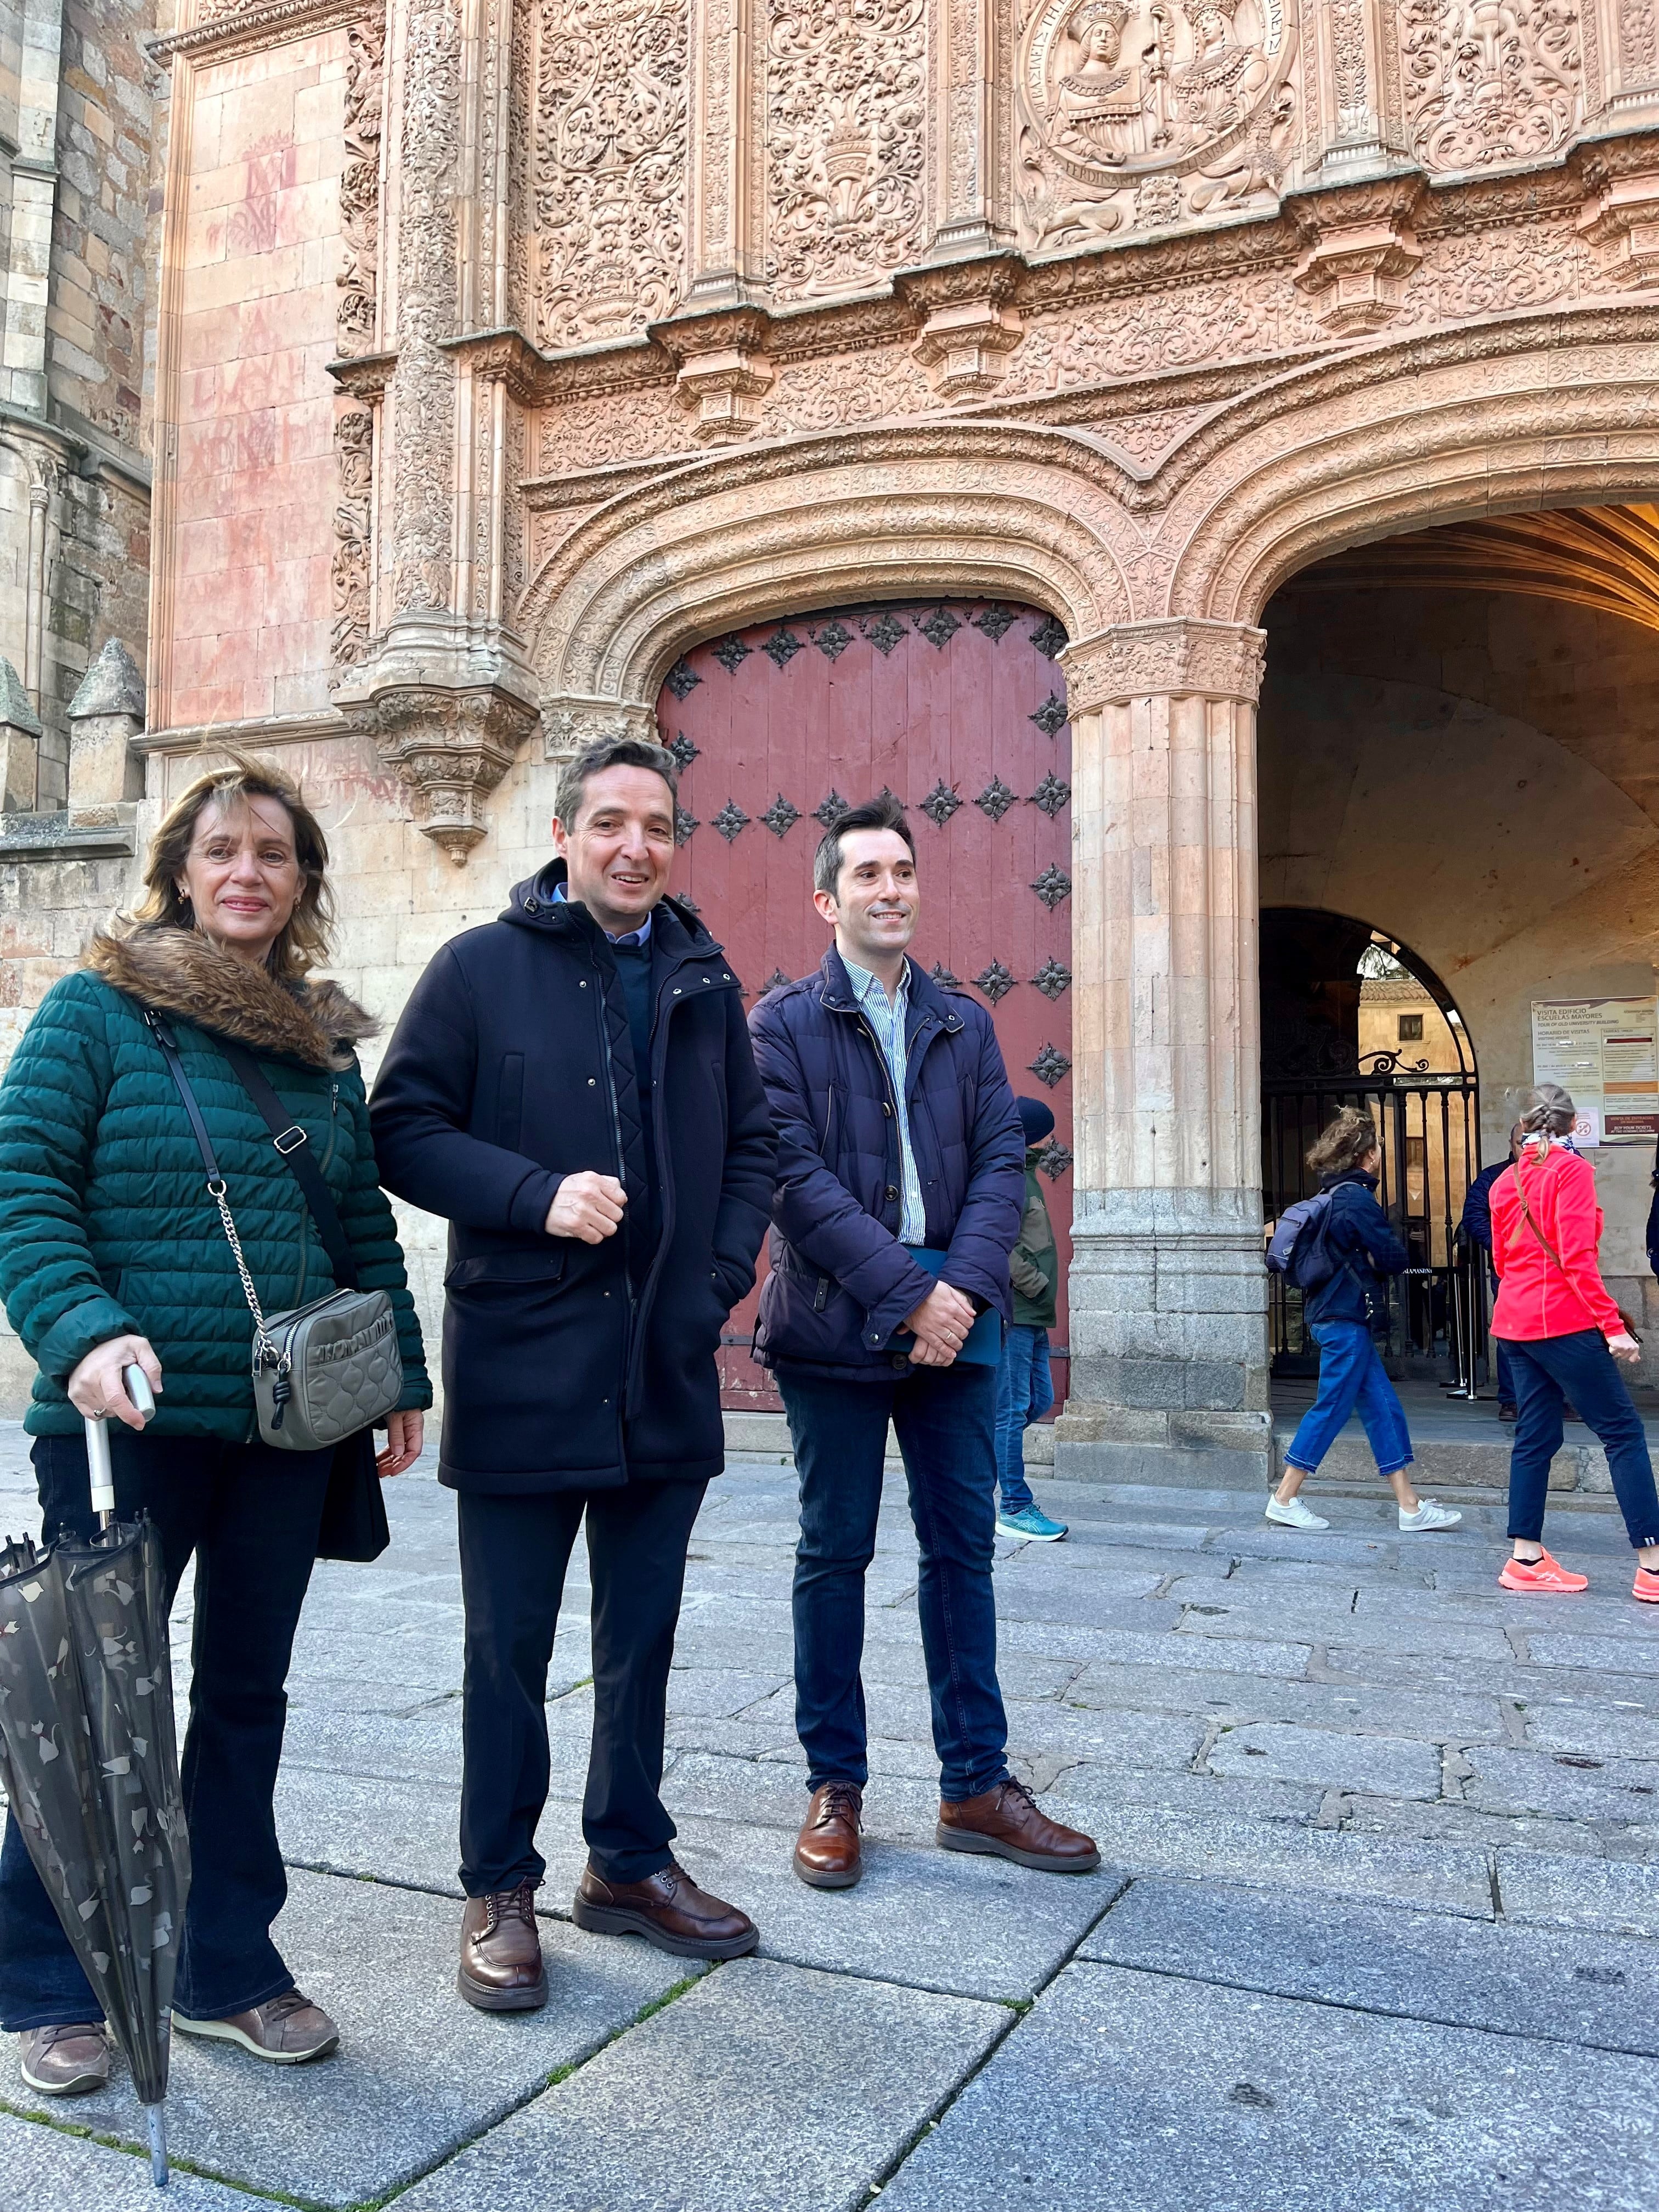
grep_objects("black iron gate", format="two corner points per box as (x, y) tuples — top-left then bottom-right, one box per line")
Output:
(1263, 1058), (1483, 1376)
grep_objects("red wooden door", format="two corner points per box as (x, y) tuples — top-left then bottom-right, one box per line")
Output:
(654, 599), (1074, 1414)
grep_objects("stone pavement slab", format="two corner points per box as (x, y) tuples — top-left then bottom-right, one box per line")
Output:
(0, 2111), (275, 2210)
(1499, 1850), (1659, 1936)
(1464, 1743), (1659, 1822)
(394, 1957), (1006, 2212)
(35, 1868), (693, 2208)
(878, 1960), (1659, 2212)
(1080, 1877), (1659, 2053)
(1042, 1799), (1494, 1916)
(1206, 1720), (1444, 1800)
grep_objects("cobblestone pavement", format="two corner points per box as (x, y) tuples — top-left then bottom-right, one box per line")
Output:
(2, 1423), (1658, 2210)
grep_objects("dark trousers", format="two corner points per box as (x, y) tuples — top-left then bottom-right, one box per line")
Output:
(456, 1477), (706, 1893)
(777, 1363), (1009, 1803)
(1505, 1330), (1659, 1548)
(0, 1430), (331, 2032)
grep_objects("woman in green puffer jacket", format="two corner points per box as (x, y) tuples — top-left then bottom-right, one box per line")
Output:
(0, 754), (430, 2094)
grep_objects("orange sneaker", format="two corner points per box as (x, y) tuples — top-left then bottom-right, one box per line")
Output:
(1634, 1566), (1659, 1605)
(1499, 1550), (1589, 1594)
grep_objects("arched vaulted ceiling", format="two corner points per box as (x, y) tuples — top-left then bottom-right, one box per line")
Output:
(1286, 505), (1659, 634)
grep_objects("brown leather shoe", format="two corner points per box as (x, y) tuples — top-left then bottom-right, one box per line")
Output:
(572, 1858), (758, 1959)
(794, 1781), (864, 1890)
(456, 1882), (549, 2012)
(19, 2022), (109, 2096)
(172, 1988), (340, 2063)
(937, 1777), (1101, 1873)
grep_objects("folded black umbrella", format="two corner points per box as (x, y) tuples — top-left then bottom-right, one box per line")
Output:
(0, 1407), (189, 2187)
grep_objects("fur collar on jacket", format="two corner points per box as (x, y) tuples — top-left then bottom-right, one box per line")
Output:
(85, 927), (377, 1071)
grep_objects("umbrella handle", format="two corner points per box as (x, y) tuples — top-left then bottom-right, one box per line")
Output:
(83, 1364), (154, 1531)
(84, 1415), (115, 1526)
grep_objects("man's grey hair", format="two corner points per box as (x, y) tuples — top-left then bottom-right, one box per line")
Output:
(812, 790), (916, 898)
(553, 736), (679, 829)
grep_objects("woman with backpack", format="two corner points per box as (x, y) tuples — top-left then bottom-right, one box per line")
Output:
(1267, 1106), (1462, 1534)
(0, 755), (429, 2096)
(1489, 1083), (1659, 1599)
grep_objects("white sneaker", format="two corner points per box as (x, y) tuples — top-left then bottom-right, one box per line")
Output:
(1265, 1493), (1329, 1531)
(1399, 1499), (1463, 1532)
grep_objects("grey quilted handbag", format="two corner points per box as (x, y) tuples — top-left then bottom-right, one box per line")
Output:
(147, 1013), (403, 1452)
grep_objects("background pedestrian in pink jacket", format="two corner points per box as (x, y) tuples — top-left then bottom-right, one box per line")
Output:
(1491, 1083), (1659, 1600)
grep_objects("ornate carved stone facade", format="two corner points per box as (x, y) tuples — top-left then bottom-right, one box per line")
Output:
(44, 0), (1659, 1452)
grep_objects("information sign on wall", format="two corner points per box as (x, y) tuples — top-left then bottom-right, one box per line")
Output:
(1530, 999), (1659, 1146)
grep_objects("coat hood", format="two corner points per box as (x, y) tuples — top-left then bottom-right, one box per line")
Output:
(84, 926), (376, 1071)
(499, 858), (721, 957)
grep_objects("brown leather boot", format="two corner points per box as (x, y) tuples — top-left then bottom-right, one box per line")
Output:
(456, 1882), (549, 2012)
(937, 1777), (1100, 1872)
(793, 1781), (864, 1890)
(572, 1859), (758, 1959)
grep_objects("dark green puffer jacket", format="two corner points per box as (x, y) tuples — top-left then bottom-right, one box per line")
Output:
(0, 926), (431, 1437)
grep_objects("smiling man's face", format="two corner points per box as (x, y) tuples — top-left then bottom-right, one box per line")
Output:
(554, 763), (676, 936)
(813, 826), (920, 968)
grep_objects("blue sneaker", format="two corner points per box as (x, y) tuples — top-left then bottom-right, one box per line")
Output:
(996, 1504), (1068, 1542)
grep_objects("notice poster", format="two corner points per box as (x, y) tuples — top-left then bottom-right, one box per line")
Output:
(1531, 998), (1659, 1145)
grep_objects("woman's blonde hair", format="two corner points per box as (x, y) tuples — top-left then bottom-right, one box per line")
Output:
(125, 752), (334, 980)
(1516, 1082), (1575, 1138)
(1306, 1104), (1379, 1178)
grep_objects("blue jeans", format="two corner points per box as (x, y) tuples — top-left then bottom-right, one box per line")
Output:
(1504, 1330), (1659, 1548)
(1284, 1319), (1414, 1479)
(994, 1326), (1053, 1514)
(0, 1430), (332, 2032)
(777, 1363), (1009, 1803)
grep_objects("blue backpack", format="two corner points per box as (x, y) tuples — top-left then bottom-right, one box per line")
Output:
(1265, 1190), (1341, 1290)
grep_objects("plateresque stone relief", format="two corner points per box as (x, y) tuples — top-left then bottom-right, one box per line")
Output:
(1017, 0), (1300, 246)
(533, 0), (689, 347)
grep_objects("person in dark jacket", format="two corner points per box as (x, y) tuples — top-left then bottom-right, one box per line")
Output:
(371, 736), (776, 2006)
(1460, 1125), (1524, 1418)
(994, 1096), (1067, 1543)
(0, 756), (428, 2095)
(748, 794), (1098, 1893)
(1269, 1106), (1462, 1535)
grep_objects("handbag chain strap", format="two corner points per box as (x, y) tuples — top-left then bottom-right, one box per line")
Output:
(144, 1012), (281, 1369)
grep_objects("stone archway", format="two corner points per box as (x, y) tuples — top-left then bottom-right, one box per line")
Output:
(509, 313), (1659, 1485)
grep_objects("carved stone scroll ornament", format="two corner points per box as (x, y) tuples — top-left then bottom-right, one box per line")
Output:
(1400, 0), (1582, 174)
(337, 16), (383, 353)
(331, 19), (383, 678)
(331, 407), (374, 666)
(1015, 0), (1298, 249)
(1061, 617), (1266, 713)
(541, 697), (658, 765)
(535, 0), (689, 349)
(765, 0), (928, 300)
(370, 686), (541, 863)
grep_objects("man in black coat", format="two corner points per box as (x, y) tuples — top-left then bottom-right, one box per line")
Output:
(371, 736), (776, 2007)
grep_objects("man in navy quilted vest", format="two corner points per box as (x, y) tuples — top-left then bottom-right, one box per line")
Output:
(373, 736), (776, 2008)
(748, 794), (1099, 1891)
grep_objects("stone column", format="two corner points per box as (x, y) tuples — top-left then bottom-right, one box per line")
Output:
(1055, 617), (1272, 1488)
(337, 0), (541, 864)
(929, 0), (1009, 259)
(686, 0), (765, 310)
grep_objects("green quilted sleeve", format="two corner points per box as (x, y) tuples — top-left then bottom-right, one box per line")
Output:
(0, 975), (142, 1384)
(335, 1060), (432, 1410)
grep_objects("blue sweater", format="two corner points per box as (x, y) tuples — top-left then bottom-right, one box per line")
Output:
(1304, 1169), (1409, 1327)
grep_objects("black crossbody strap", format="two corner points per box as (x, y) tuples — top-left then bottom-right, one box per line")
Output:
(214, 1039), (360, 1293)
(145, 1011), (223, 1182)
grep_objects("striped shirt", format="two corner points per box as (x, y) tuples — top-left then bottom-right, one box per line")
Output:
(842, 954), (927, 1244)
